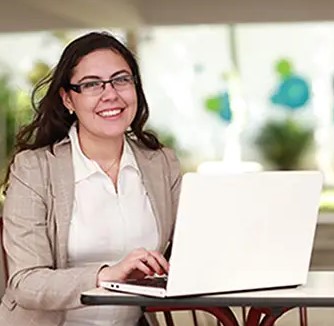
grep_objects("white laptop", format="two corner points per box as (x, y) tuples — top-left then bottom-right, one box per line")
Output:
(100, 171), (323, 298)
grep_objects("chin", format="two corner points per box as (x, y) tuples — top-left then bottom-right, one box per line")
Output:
(99, 130), (127, 140)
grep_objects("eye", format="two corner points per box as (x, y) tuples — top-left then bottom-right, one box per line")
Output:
(113, 75), (133, 86)
(80, 80), (102, 90)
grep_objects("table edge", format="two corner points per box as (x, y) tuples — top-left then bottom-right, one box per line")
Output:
(80, 294), (334, 308)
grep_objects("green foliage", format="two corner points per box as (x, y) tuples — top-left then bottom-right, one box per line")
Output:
(50, 31), (73, 45)
(255, 118), (314, 170)
(0, 76), (33, 182)
(0, 52), (52, 170)
(319, 188), (334, 212)
(0, 75), (17, 159)
(27, 60), (51, 86)
(146, 126), (178, 151)
(157, 130), (178, 150)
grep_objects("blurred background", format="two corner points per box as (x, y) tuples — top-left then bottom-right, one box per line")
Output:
(2, 0), (334, 211)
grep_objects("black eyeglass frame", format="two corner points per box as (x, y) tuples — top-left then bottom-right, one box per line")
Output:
(67, 75), (137, 94)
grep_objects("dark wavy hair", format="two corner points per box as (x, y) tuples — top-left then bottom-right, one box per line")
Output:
(3, 31), (162, 185)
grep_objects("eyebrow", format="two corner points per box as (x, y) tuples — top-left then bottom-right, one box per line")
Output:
(76, 69), (131, 84)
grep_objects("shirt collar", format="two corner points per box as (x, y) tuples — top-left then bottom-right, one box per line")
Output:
(120, 138), (140, 172)
(68, 124), (139, 183)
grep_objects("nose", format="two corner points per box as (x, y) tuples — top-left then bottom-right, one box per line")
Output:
(101, 82), (118, 101)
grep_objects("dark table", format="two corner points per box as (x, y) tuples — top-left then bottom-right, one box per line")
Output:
(81, 271), (334, 326)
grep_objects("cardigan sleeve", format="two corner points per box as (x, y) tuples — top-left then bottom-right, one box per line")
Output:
(3, 150), (105, 311)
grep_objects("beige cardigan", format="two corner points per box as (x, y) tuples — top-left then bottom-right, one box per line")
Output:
(0, 137), (181, 326)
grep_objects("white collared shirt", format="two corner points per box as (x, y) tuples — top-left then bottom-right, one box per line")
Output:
(64, 125), (158, 326)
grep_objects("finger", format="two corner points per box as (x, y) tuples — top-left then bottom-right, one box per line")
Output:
(140, 252), (150, 263)
(149, 251), (169, 274)
(128, 270), (147, 280)
(135, 260), (154, 276)
(145, 255), (165, 275)
(133, 247), (147, 258)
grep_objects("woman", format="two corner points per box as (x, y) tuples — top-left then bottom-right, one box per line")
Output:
(0, 31), (181, 325)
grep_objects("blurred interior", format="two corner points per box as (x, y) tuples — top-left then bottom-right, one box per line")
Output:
(1, 1), (334, 324)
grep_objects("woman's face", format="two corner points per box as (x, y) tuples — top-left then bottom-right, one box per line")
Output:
(61, 49), (137, 140)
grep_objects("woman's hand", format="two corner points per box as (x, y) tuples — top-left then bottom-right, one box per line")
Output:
(97, 248), (169, 285)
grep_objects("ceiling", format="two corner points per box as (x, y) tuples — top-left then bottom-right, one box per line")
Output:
(2, 0), (334, 32)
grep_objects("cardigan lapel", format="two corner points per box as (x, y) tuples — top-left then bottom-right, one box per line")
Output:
(47, 140), (74, 268)
(128, 141), (169, 250)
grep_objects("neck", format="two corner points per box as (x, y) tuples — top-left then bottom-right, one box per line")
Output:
(77, 127), (124, 164)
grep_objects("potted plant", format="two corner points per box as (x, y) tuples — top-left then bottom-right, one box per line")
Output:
(255, 118), (314, 170)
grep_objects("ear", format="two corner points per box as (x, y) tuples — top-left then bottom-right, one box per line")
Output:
(59, 88), (75, 113)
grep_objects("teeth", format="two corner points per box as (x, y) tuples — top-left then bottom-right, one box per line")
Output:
(99, 109), (121, 117)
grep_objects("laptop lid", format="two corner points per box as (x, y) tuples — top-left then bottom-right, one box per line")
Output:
(165, 171), (322, 297)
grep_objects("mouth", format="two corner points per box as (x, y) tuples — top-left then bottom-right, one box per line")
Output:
(96, 108), (125, 119)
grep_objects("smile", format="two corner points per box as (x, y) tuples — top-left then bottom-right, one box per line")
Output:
(97, 109), (124, 118)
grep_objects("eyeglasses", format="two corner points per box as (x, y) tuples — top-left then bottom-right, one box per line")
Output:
(68, 74), (136, 95)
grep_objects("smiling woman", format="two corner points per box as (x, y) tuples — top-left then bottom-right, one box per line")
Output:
(59, 48), (139, 178)
(0, 31), (182, 326)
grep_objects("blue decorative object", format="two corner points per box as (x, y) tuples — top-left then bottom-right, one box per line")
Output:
(205, 91), (232, 123)
(271, 75), (310, 110)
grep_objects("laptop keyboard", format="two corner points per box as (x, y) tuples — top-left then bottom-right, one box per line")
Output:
(125, 276), (167, 288)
